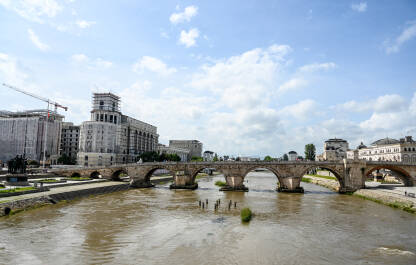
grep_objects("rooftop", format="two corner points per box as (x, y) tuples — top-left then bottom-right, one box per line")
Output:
(371, 137), (400, 146)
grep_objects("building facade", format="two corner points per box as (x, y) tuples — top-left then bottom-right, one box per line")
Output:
(0, 110), (63, 164)
(60, 122), (80, 161)
(157, 144), (190, 162)
(203, 151), (214, 161)
(288, 151), (298, 161)
(347, 136), (416, 163)
(169, 140), (203, 160)
(77, 93), (158, 167)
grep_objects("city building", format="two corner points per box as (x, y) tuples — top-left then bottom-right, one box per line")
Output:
(0, 109), (63, 165)
(288, 151), (298, 161)
(240, 156), (260, 162)
(347, 136), (416, 163)
(168, 140), (203, 160)
(60, 122), (80, 161)
(157, 143), (190, 162)
(316, 138), (349, 161)
(203, 151), (215, 161)
(77, 93), (158, 167)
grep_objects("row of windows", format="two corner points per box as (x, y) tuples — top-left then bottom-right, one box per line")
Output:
(96, 113), (118, 124)
(404, 147), (416, 152)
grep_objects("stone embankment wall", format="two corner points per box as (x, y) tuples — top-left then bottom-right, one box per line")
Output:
(304, 175), (340, 191)
(304, 175), (415, 214)
(0, 183), (130, 217)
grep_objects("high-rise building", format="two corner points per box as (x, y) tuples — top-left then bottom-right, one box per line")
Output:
(0, 110), (63, 164)
(77, 93), (158, 167)
(168, 140), (203, 160)
(60, 122), (80, 161)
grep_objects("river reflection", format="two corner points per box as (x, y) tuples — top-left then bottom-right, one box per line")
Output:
(0, 171), (415, 265)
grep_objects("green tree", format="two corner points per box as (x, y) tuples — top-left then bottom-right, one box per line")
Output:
(264, 155), (272, 161)
(304, 144), (316, 161)
(235, 157), (241, 161)
(191, 156), (203, 162)
(139, 151), (160, 162)
(282, 154), (288, 161)
(213, 153), (219, 162)
(166, 153), (181, 162)
(57, 154), (76, 165)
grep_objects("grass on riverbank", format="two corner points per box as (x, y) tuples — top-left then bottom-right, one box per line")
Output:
(67, 177), (91, 181)
(39, 178), (61, 183)
(215, 180), (227, 187)
(241, 208), (252, 222)
(195, 173), (208, 179)
(354, 193), (416, 214)
(301, 177), (312, 183)
(0, 187), (36, 193)
(308, 174), (337, 180)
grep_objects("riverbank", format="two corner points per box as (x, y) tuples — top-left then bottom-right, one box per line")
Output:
(303, 175), (416, 214)
(0, 176), (173, 217)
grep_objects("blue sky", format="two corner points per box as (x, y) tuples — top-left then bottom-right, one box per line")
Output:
(0, 0), (415, 157)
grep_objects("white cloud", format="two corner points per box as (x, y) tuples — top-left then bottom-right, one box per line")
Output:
(179, 28), (199, 47)
(336, 94), (407, 113)
(299, 62), (337, 72)
(76, 20), (96, 29)
(70, 54), (112, 69)
(385, 21), (416, 54)
(278, 78), (308, 93)
(27, 29), (49, 51)
(169, 5), (198, 24)
(279, 99), (318, 120)
(0, 53), (28, 86)
(191, 44), (291, 109)
(132, 56), (176, 76)
(351, 2), (367, 12)
(0, 0), (62, 23)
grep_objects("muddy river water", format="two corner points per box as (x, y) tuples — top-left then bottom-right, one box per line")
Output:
(1, 172), (415, 265)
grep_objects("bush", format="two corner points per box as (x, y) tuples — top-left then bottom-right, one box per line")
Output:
(240, 208), (252, 222)
(215, 180), (226, 187)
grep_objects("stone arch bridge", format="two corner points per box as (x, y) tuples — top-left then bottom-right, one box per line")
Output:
(50, 160), (416, 193)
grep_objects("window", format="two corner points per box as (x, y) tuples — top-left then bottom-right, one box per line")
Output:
(105, 114), (107, 122)
(114, 116), (117, 124)
(85, 155), (88, 161)
(100, 114), (104, 121)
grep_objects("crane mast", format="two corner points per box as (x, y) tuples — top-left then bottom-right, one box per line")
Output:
(2, 83), (68, 168)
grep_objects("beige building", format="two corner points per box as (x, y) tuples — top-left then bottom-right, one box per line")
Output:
(169, 140), (203, 160)
(347, 136), (416, 163)
(316, 138), (349, 161)
(77, 93), (158, 167)
(157, 144), (190, 162)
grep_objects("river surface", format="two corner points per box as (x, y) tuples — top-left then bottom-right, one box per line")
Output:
(1, 172), (415, 265)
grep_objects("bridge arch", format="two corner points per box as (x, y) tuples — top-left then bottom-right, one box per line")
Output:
(71, 172), (81, 178)
(365, 165), (414, 186)
(112, 169), (129, 181)
(90, 171), (101, 179)
(242, 166), (284, 185)
(190, 166), (225, 181)
(299, 165), (345, 189)
(144, 167), (175, 183)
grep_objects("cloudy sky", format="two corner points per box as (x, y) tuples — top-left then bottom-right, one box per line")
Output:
(0, 0), (415, 158)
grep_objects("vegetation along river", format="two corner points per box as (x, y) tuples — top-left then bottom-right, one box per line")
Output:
(1, 171), (415, 265)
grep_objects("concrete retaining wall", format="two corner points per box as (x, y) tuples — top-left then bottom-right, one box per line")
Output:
(0, 183), (130, 217)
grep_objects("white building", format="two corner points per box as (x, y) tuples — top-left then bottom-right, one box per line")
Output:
(203, 151), (215, 161)
(157, 144), (190, 162)
(347, 136), (416, 163)
(169, 140), (203, 160)
(288, 151), (298, 161)
(77, 93), (158, 167)
(0, 110), (63, 165)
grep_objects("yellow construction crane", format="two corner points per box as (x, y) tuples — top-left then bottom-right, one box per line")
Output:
(2, 83), (68, 168)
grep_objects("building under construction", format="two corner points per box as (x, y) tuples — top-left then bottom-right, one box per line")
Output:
(0, 109), (63, 164)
